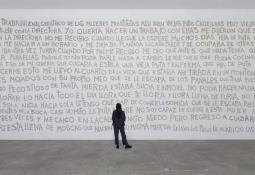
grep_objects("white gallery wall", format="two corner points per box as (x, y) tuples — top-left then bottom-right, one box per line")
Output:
(0, 10), (255, 139)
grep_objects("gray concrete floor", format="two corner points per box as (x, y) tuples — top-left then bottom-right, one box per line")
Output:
(0, 141), (254, 175)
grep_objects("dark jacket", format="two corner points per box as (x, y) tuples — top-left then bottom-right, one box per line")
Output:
(112, 110), (126, 128)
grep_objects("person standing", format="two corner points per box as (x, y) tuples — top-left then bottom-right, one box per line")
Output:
(112, 103), (132, 149)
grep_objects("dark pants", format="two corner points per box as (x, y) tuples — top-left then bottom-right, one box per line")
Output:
(113, 125), (128, 146)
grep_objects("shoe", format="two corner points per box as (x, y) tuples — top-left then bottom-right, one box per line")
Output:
(125, 144), (132, 149)
(116, 145), (119, 149)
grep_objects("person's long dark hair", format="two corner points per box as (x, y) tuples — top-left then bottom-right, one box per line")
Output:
(116, 103), (122, 119)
